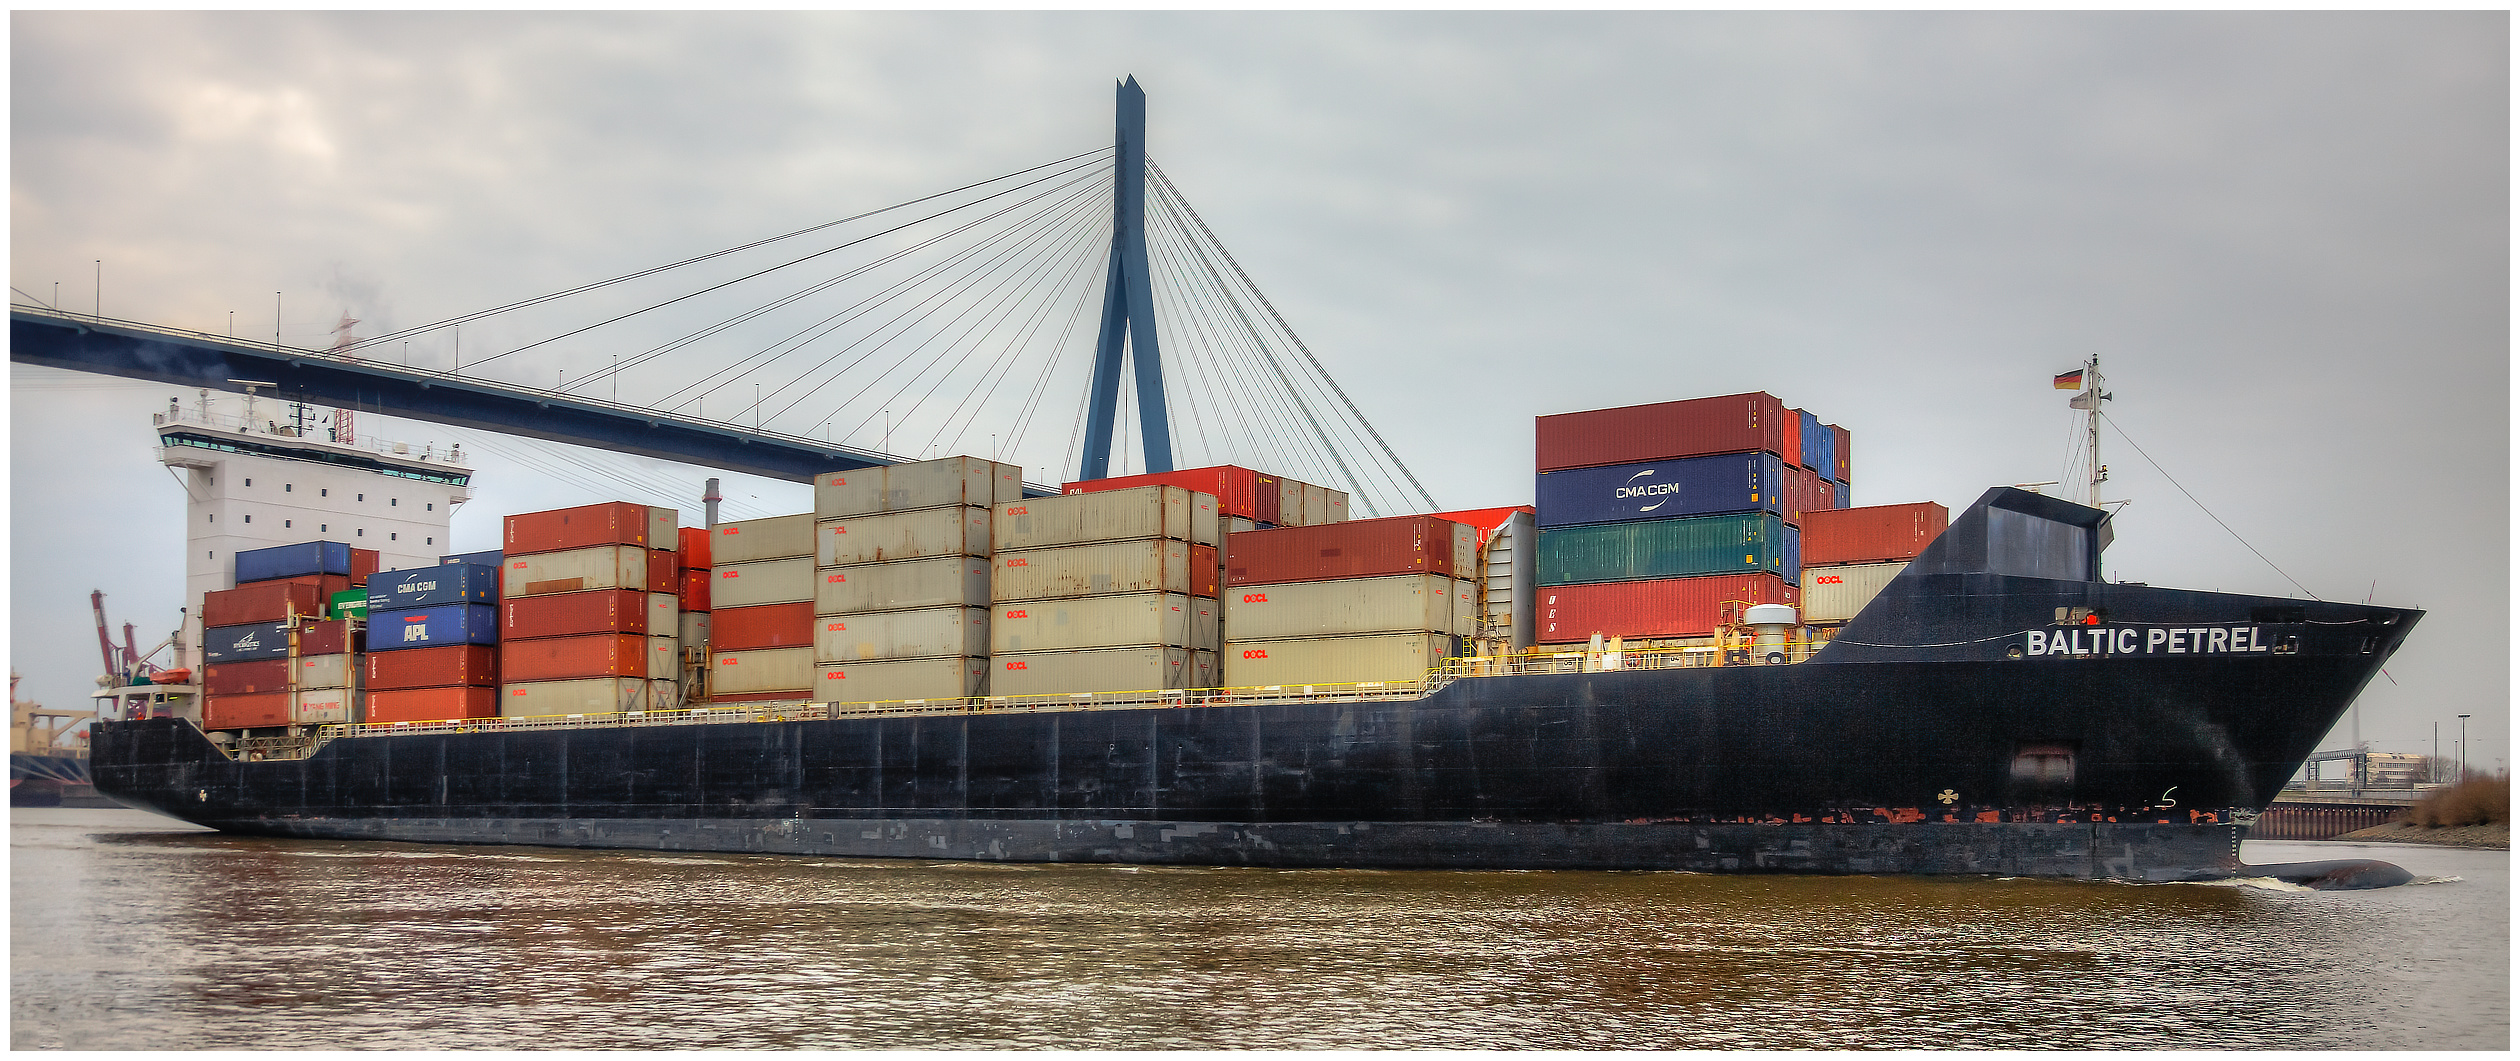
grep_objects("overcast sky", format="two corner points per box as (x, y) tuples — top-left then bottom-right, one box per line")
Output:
(10, 12), (2506, 772)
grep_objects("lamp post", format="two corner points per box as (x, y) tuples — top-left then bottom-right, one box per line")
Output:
(2457, 714), (2470, 784)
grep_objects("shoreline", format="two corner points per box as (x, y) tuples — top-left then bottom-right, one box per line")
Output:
(2322, 821), (2509, 850)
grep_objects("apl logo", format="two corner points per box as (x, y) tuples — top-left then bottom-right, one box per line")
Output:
(1242, 593), (1268, 603)
(402, 623), (429, 642)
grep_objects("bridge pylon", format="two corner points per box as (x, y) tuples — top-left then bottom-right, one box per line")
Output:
(1077, 75), (1172, 481)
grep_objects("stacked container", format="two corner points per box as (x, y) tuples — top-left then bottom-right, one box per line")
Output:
(990, 484), (1221, 695)
(1064, 464), (1348, 528)
(494, 502), (680, 718)
(1797, 502), (1948, 624)
(1222, 515), (1476, 687)
(675, 526), (711, 699)
(365, 561), (503, 723)
(1429, 506), (1538, 650)
(201, 540), (378, 732)
(702, 513), (818, 703)
(806, 456), (1022, 704)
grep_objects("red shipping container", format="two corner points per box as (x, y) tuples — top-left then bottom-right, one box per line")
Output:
(1536, 392), (1788, 473)
(1190, 543), (1219, 598)
(300, 618), (360, 657)
(712, 602), (814, 651)
(649, 549), (679, 593)
(504, 501), (674, 555)
(1226, 516), (1465, 586)
(203, 582), (328, 627)
(681, 567), (712, 612)
(204, 692), (293, 730)
(1536, 574), (1798, 643)
(1065, 465), (1280, 524)
(503, 589), (665, 639)
(1427, 506), (1535, 551)
(1799, 502), (1949, 567)
(1830, 424), (1851, 485)
(1782, 465), (1826, 526)
(204, 659), (291, 696)
(366, 686), (499, 724)
(1781, 412), (1802, 470)
(502, 633), (655, 682)
(679, 526), (711, 569)
(366, 644), (500, 690)
(350, 547), (381, 586)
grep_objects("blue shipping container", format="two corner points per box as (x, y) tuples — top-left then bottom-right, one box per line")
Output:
(202, 621), (290, 663)
(1784, 523), (1802, 585)
(1796, 410), (1837, 475)
(368, 604), (500, 652)
(368, 564), (499, 609)
(1536, 452), (1785, 528)
(440, 550), (503, 568)
(234, 541), (353, 583)
(1833, 478), (1850, 508)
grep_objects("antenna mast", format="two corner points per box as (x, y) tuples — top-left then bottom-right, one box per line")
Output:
(2068, 354), (2109, 507)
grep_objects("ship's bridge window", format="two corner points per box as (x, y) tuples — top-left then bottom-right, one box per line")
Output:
(243, 514), (251, 524)
(285, 484), (292, 492)
(357, 493), (364, 501)
(244, 478), (251, 487)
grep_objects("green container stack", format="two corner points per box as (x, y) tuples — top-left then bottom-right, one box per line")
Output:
(330, 589), (369, 620)
(1535, 512), (1790, 585)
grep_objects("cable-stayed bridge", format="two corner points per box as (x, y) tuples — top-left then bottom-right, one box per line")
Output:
(11, 77), (1436, 515)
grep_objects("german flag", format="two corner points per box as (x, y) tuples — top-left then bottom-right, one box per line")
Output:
(2052, 369), (2085, 391)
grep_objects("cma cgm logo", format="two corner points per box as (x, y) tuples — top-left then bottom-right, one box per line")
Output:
(1242, 593), (1269, 603)
(1242, 649), (1269, 659)
(1617, 469), (1680, 512)
(1815, 574), (1845, 585)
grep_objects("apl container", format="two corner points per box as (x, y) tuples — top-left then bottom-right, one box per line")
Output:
(499, 677), (655, 718)
(203, 621), (290, 663)
(1535, 512), (1790, 585)
(991, 593), (1218, 654)
(990, 646), (1210, 697)
(815, 607), (990, 662)
(203, 582), (328, 627)
(294, 653), (357, 691)
(365, 644), (500, 690)
(502, 589), (678, 639)
(812, 656), (988, 703)
(204, 659), (291, 696)
(365, 686), (499, 725)
(1535, 452), (1787, 527)
(712, 557), (817, 609)
(1535, 392), (1788, 473)
(815, 456), (1024, 518)
(712, 602), (815, 651)
(502, 545), (654, 598)
(816, 557), (992, 614)
(818, 506), (991, 567)
(1225, 516), (1475, 586)
(707, 647), (816, 697)
(504, 502), (676, 556)
(1535, 573), (1798, 642)
(1801, 560), (1908, 623)
(367, 604), (499, 653)
(293, 687), (358, 725)
(234, 540), (354, 583)
(992, 485), (1221, 551)
(367, 563), (499, 610)
(502, 633), (675, 682)
(992, 540), (1201, 602)
(710, 514), (817, 565)
(1225, 574), (1474, 641)
(203, 692), (291, 731)
(1222, 632), (1454, 688)
(1065, 465), (1279, 524)
(1799, 502), (1948, 567)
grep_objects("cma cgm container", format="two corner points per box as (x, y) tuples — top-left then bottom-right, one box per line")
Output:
(202, 582), (328, 627)
(499, 677), (657, 718)
(992, 540), (1205, 601)
(708, 648), (815, 699)
(813, 657), (988, 704)
(1535, 452), (1787, 527)
(1535, 573), (1798, 642)
(712, 602), (815, 651)
(234, 540), (354, 583)
(1799, 502), (1949, 567)
(502, 633), (675, 682)
(365, 644), (499, 690)
(814, 607), (990, 662)
(1536, 392), (1788, 473)
(993, 485), (1221, 551)
(504, 502), (676, 555)
(712, 557), (817, 609)
(502, 589), (677, 639)
(1222, 633), (1454, 688)
(1226, 516), (1474, 586)
(1225, 575), (1476, 640)
(503, 545), (665, 598)
(366, 563), (498, 609)
(1536, 512), (1792, 585)
(1065, 465), (1278, 524)
(816, 456), (1023, 518)
(365, 686), (499, 725)
(991, 647), (1213, 697)
(710, 514), (816, 566)
(1801, 561), (1908, 624)
(817, 507), (992, 566)
(815, 557), (992, 614)
(990, 593), (1219, 654)
(202, 621), (290, 664)
(368, 604), (499, 652)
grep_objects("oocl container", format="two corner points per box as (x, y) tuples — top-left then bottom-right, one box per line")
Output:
(1225, 516), (1474, 586)
(502, 589), (678, 640)
(203, 692), (291, 731)
(991, 593), (1217, 654)
(711, 557), (816, 609)
(1535, 512), (1790, 585)
(503, 502), (676, 556)
(1222, 632), (1453, 688)
(202, 621), (290, 663)
(813, 657), (988, 703)
(365, 686), (498, 725)
(712, 602), (814, 651)
(1535, 392), (1787, 473)
(707, 647), (816, 697)
(499, 677), (656, 717)
(1064, 465), (1278, 524)
(1535, 452), (1787, 528)
(366, 563), (498, 610)
(203, 582), (327, 627)
(368, 604), (499, 652)
(1535, 573), (1797, 642)
(1800, 560), (1908, 623)
(817, 506), (992, 567)
(992, 540), (1200, 602)
(1225, 574), (1474, 641)
(992, 485), (1220, 551)
(502, 633), (675, 682)
(990, 646), (1206, 697)
(502, 545), (654, 599)
(365, 644), (500, 690)
(233, 540), (354, 583)
(815, 607), (990, 662)
(816, 557), (991, 614)
(815, 456), (1023, 518)
(710, 514), (817, 565)
(1798, 502), (1948, 566)
(293, 687), (358, 725)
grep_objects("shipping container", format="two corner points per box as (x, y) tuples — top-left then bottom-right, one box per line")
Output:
(1222, 632), (1454, 688)
(203, 691), (292, 731)
(1323, 490), (1349, 524)
(815, 557), (992, 614)
(990, 646), (1205, 697)
(817, 506), (991, 567)
(651, 677), (684, 711)
(1426, 506), (1535, 551)
(1829, 424), (1851, 484)
(1225, 516), (1472, 586)
(204, 659), (292, 696)
(365, 686), (499, 725)
(711, 557), (817, 609)
(1303, 483), (1335, 527)
(815, 456), (1024, 518)
(1799, 501), (1948, 567)
(503, 633), (675, 682)
(1535, 573), (1798, 642)
(1535, 392), (1787, 473)
(366, 563), (499, 610)
(328, 590), (369, 621)
(1833, 478), (1850, 509)
(991, 539), (1201, 602)
(294, 652), (357, 691)
(1277, 478), (1304, 527)
(499, 677), (654, 718)
(504, 502), (676, 555)
(350, 547), (380, 587)
(234, 540), (354, 583)
(1535, 452), (1786, 528)
(1782, 411), (1802, 470)
(815, 607), (990, 662)
(439, 549), (503, 568)
(812, 656), (987, 703)
(680, 567), (711, 612)
(678, 611), (711, 651)
(501, 589), (678, 640)
(992, 485), (1220, 551)
(1782, 464), (1829, 527)
(1189, 544), (1219, 598)
(1800, 560), (1908, 624)
(677, 526), (711, 569)
(712, 602), (815, 651)
(708, 647), (817, 696)
(1066, 465), (1278, 524)
(502, 545), (652, 598)
(293, 687), (358, 725)
(710, 513), (817, 565)
(367, 603), (499, 652)
(202, 621), (290, 663)
(202, 582), (327, 627)
(365, 644), (500, 690)
(990, 593), (1217, 654)
(1224, 574), (1475, 641)
(1535, 512), (1791, 585)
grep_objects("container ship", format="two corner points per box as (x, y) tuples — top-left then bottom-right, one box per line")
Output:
(87, 386), (2419, 882)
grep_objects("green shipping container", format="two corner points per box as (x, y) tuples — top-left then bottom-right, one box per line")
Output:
(1536, 512), (1787, 585)
(330, 589), (369, 619)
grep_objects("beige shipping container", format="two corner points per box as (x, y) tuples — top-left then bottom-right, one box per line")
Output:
(816, 556), (992, 614)
(677, 611), (711, 651)
(817, 506), (991, 566)
(293, 653), (358, 691)
(1277, 479), (1305, 527)
(1799, 560), (1909, 623)
(499, 677), (653, 717)
(992, 539), (1200, 602)
(712, 557), (817, 608)
(710, 513), (817, 565)
(815, 456), (1024, 518)
(993, 485), (1220, 551)
(1324, 490), (1350, 524)
(1305, 484), (1333, 526)
(646, 635), (679, 680)
(1224, 575), (1474, 641)
(813, 656), (987, 703)
(503, 545), (651, 598)
(652, 677), (686, 710)
(645, 592), (680, 636)
(293, 687), (357, 725)
(709, 647), (817, 696)
(815, 606), (991, 662)
(991, 646), (1212, 696)
(1223, 632), (1454, 688)
(991, 593), (1217, 654)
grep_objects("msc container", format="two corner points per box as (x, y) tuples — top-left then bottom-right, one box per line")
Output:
(502, 545), (653, 598)
(815, 607), (990, 662)
(365, 644), (500, 690)
(203, 659), (291, 696)
(367, 563), (499, 610)
(1801, 561), (1908, 624)
(504, 502), (676, 555)
(712, 602), (815, 651)
(1535, 452), (1787, 528)
(815, 456), (1024, 518)
(439, 549), (503, 568)
(1830, 424), (1851, 483)
(294, 653), (357, 691)
(202, 621), (290, 664)
(992, 485), (1220, 551)
(1224, 574), (1475, 641)
(677, 526), (711, 569)
(817, 557), (992, 614)
(499, 677), (654, 718)
(991, 540), (1201, 602)
(328, 590), (369, 621)
(365, 686), (499, 725)
(294, 687), (359, 725)
(817, 506), (991, 567)
(1799, 502), (1949, 566)
(502, 633), (675, 682)
(1225, 516), (1474, 586)
(233, 540), (354, 583)
(990, 593), (1217, 654)
(202, 582), (327, 627)
(708, 647), (817, 697)
(1222, 632), (1454, 688)
(711, 557), (816, 609)
(203, 692), (292, 731)
(1535, 391), (1788, 473)
(502, 589), (677, 639)
(1535, 512), (1790, 585)
(1535, 573), (1798, 642)
(990, 646), (1206, 697)
(367, 604), (499, 653)
(1065, 465), (1279, 524)
(680, 567), (711, 612)
(710, 513), (817, 565)
(812, 656), (988, 703)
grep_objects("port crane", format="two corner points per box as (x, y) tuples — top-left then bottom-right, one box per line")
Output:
(88, 590), (192, 720)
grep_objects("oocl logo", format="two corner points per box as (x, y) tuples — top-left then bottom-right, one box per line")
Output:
(1816, 574), (1844, 584)
(1006, 506), (1029, 515)
(1005, 610), (1029, 619)
(1242, 593), (1269, 603)
(1242, 649), (1269, 659)
(1005, 558), (1030, 567)
(1004, 661), (1029, 670)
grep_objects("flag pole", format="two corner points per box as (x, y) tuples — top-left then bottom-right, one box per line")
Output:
(2085, 353), (2104, 509)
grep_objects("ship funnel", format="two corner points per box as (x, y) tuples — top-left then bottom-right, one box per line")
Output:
(1744, 604), (1798, 665)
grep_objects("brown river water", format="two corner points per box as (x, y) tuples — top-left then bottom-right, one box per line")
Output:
(10, 807), (2506, 1049)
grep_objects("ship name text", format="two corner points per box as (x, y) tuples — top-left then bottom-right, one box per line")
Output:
(2025, 625), (2274, 657)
